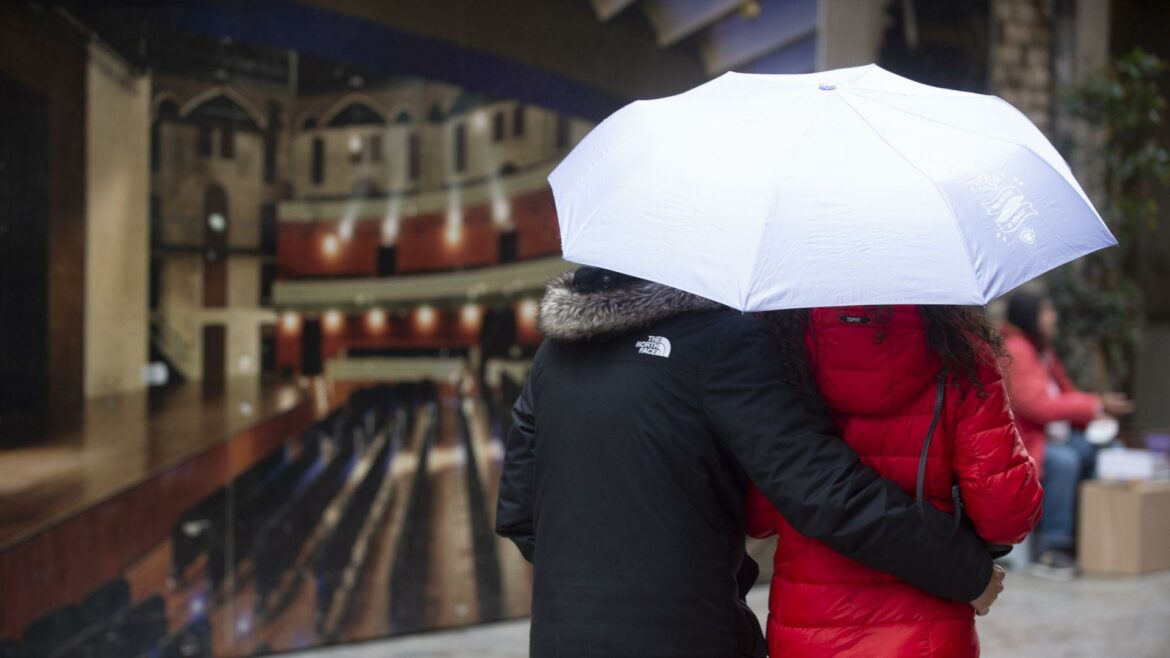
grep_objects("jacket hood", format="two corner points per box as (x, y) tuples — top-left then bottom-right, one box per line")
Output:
(539, 271), (724, 341)
(807, 305), (940, 416)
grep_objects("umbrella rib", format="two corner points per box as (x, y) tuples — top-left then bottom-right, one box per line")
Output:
(847, 90), (1101, 216)
(845, 85), (983, 101)
(739, 87), (835, 311)
(738, 190), (783, 312)
(833, 92), (985, 300)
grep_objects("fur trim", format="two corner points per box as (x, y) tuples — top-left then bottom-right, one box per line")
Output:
(538, 272), (723, 341)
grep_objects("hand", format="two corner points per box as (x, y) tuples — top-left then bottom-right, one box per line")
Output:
(1101, 393), (1135, 417)
(970, 564), (1006, 616)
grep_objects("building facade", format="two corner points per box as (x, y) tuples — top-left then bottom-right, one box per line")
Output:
(150, 74), (588, 391)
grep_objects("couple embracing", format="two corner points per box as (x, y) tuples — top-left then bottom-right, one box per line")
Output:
(496, 267), (1042, 658)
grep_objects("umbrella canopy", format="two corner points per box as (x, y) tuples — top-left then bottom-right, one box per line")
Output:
(548, 64), (1116, 311)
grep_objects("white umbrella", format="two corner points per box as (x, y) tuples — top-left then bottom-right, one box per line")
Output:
(548, 64), (1117, 311)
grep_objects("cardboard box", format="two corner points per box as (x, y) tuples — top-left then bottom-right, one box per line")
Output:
(1097, 448), (1170, 481)
(1079, 479), (1170, 575)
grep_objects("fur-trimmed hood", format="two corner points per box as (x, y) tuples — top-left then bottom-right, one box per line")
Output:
(538, 271), (724, 341)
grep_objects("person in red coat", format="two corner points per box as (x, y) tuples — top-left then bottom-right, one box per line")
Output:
(747, 305), (1042, 658)
(1001, 292), (1134, 580)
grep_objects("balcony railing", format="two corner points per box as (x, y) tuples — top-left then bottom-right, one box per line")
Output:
(279, 161), (557, 223)
(325, 357), (467, 382)
(272, 256), (573, 310)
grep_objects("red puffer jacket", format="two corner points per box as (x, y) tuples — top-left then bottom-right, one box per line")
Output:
(747, 306), (1043, 658)
(1000, 325), (1100, 476)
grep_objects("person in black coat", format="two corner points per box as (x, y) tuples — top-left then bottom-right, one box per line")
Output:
(497, 268), (1002, 658)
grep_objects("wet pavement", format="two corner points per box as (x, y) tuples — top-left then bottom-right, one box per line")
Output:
(287, 569), (1170, 658)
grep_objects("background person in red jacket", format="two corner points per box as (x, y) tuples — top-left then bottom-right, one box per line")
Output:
(747, 305), (1042, 658)
(1002, 292), (1134, 580)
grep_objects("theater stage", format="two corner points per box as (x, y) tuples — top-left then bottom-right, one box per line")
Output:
(0, 380), (317, 637)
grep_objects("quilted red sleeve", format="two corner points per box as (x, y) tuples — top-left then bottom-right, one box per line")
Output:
(952, 360), (1044, 545)
(745, 483), (780, 539)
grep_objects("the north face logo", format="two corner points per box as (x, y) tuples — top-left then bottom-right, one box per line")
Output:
(636, 336), (672, 358)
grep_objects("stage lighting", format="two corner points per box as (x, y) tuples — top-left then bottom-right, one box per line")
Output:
(461, 304), (482, 331)
(367, 308), (387, 332)
(382, 215), (399, 244)
(445, 221), (462, 246)
(518, 298), (539, 323)
(322, 233), (340, 258)
(492, 194), (511, 226)
(445, 188), (463, 247)
(416, 305), (437, 333)
(281, 312), (301, 334)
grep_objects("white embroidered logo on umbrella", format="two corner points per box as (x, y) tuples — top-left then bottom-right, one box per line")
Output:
(972, 173), (1039, 245)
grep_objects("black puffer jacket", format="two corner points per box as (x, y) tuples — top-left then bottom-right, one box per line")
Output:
(497, 272), (993, 658)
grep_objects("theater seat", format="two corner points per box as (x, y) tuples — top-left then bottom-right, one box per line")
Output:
(158, 618), (211, 658)
(82, 578), (131, 625)
(22, 604), (89, 656)
(45, 626), (107, 658)
(108, 595), (167, 658)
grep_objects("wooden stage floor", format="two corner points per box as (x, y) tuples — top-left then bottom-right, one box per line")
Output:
(0, 379), (307, 551)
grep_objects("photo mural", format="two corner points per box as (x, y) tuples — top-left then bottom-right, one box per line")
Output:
(136, 73), (580, 656)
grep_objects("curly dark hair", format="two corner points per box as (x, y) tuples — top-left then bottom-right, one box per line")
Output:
(760, 306), (1007, 408)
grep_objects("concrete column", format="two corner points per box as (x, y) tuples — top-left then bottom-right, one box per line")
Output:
(1074, 0), (1111, 78)
(817, 0), (886, 71)
(85, 45), (151, 398)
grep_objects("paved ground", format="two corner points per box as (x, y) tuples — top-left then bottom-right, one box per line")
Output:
(287, 570), (1170, 657)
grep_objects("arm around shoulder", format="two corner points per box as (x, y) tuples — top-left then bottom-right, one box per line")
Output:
(702, 316), (993, 603)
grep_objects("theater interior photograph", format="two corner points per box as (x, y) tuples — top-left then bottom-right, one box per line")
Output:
(1, 1), (1170, 657)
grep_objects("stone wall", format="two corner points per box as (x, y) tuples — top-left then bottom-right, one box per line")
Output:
(991, 0), (1055, 134)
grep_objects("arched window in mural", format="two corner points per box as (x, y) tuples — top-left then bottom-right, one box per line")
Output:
(428, 103), (444, 123)
(408, 133), (421, 181)
(203, 184), (229, 309)
(394, 109), (414, 125)
(264, 101), (282, 183)
(197, 122), (213, 158)
(369, 134), (383, 163)
(453, 123), (467, 174)
(157, 99), (180, 120)
(188, 94), (261, 160)
(512, 104), (526, 137)
(220, 124), (235, 159)
(311, 137), (325, 185)
(302, 116), (319, 131)
(325, 102), (387, 128)
(152, 100), (180, 172)
(189, 95), (261, 128)
(493, 111), (506, 142)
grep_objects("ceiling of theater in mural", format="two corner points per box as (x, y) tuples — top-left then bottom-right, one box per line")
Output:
(59, 0), (817, 117)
